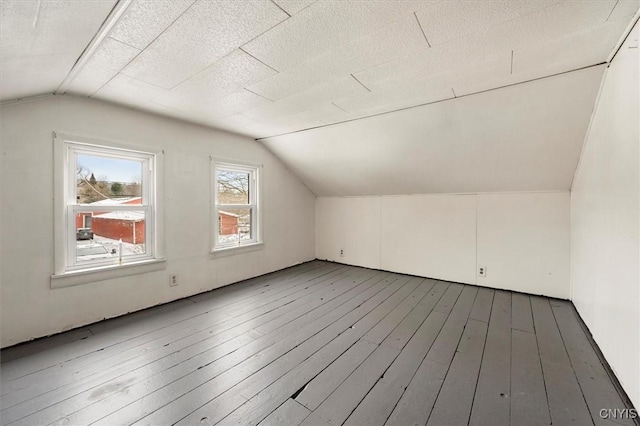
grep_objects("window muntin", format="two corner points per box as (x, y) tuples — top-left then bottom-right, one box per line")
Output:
(57, 137), (157, 272)
(212, 161), (260, 251)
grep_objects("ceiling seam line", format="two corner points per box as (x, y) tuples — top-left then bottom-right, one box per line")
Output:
(569, 59), (611, 191)
(331, 102), (350, 114)
(164, 0), (294, 92)
(268, 0), (291, 17)
(413, 12), (431, 47)
(168, 48), (258, 92)
(90, 69), (137, 100)
(605, 0), (620, 22)
(510, 51), (514, 74)
(238, 47), (279, 73)
(607, 9), (640, 63)
(350, 74), (372, 92)
(237, 5), (295, 54)
(56, 0), (134, 95)
(255, 61), (607, 141)
(244, 88), (275, 102)
(0, 93), (55, 106)
(109, 37), (142, 51)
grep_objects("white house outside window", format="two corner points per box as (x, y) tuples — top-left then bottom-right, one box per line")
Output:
(212, 160), (261, 252)
(53, 133), (163, 277)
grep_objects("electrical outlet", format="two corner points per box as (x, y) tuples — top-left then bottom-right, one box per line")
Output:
(170, 274), (179, 287)
(339, 249), (344, 257)
(478, 266), (487, 277)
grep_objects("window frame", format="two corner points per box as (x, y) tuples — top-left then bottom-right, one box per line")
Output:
(211, 159), (262, 254)
(53, 132), (164, 282)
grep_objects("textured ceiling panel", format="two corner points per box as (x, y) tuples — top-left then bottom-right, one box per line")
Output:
(94, 73), (175, 110)
(355, 0), (624, 93)
(262, 65), (606, 196)
(415, 0), (557, 47)
(66, 38), (140, 96)
(245, 14), (428, 101)
(453, 16), (634, 96)
(94, 72), (275, 132)
(64, 0), (197, 98)
(272, 0), (318, 16)
(334, 80), (454, 117)
(97, 69), (279, 125)
(336, 52), (510, 116)
(206, 114), (292, 137)
(171, 89), (273, 119)
(352, 45), (433, 92)
(3, 0), (636, 142)
(471, 0), (621, 51)
(173, 49), (277, 101)
(347, 55), (505, 116)
(249, 102), (353, 134)
(607, 0), (640, 22)
(120, 0), (287, 89)
(109, 0), (195, 50)
(242, 0), (438, 71)
(0, 0), (116, 101)
(244, 75), (365, 123)
(514, 20), (629, 75)
(290, 103), (351, 126)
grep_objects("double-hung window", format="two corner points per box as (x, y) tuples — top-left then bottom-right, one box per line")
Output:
(54, 133), (162, 276)
(211, 160), (261, 252)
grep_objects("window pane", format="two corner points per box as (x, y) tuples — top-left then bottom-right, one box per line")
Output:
(75, 212), (94, 241)
(217, 169), (249, 205)
(75, 211), (146, 263)
(76, 154), (142, 204)
(218, 208), (252, 245)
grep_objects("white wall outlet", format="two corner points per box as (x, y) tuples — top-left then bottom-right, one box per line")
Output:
(170, 274), (179, 287)
(478, 266), (487, 277)
(339, 249), (344, 257)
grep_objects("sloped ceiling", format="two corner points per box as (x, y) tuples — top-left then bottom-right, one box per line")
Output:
(0, 0), (638, 194)
(262, 65), (606, 195)
(0, 0), (117, 100)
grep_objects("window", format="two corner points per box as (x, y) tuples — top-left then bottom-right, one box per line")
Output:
(211, 160), (261, 252)
(54, 133), (163, 276)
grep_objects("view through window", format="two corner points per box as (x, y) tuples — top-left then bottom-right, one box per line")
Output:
(213, 162), (260, 250)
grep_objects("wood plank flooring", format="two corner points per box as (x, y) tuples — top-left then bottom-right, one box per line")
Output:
(0, 261), (634, 426)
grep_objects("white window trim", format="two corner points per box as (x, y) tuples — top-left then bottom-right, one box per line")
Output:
(211, 158), (263, 254)
(50, 258), (166, 289)
(52, 132), (165, 287)
(210, 242), (265, 259)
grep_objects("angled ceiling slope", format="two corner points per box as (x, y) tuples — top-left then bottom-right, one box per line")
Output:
(262, 65), (606, 196)
(0, 0), (117, 100)
(1, 0), (638, 139)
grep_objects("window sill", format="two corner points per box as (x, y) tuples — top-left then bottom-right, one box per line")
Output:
(210, 242), (264, 259)
(50, 258), (167, 289)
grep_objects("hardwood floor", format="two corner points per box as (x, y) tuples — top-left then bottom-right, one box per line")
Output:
(0, 261), (634, 426)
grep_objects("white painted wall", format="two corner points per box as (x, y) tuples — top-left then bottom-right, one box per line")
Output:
(316, 192), (570, 298)
(0, 95), (316, 348)
(380, 195), (477, 284)
(476, 193), (571, 297)
(571, 21), (639, 408)
(315, 197), (381, 270)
